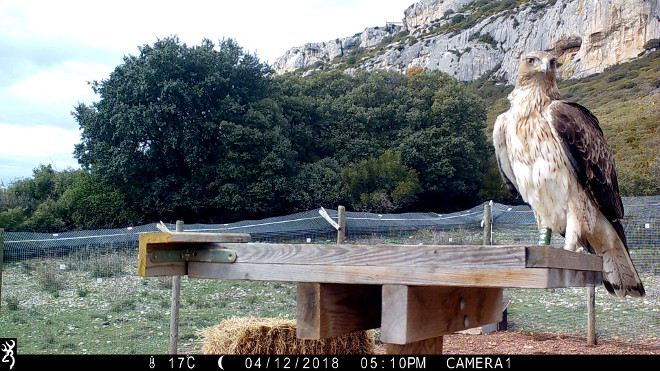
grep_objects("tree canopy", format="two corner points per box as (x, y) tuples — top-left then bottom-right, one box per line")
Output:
(74, 37), (293, 223)
(3, 36), (493, 231)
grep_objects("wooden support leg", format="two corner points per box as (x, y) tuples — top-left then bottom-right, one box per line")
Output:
(296, 283), (381, 339)
(381, 285), (503, 353)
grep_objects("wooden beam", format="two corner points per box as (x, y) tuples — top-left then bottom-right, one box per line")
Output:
(138, 232), (250, 277)
(203, 242), (602, 271)
(296, 283), (381, 339)
(213, 243), (529, 268)
(139, 232), (602, 289)
(380, 285), (503, 345)
(526, 246), (602, 271)
(188, 262), (600, 288)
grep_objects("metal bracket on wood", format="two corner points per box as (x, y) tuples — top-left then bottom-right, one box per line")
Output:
(149, 248), (237, 264)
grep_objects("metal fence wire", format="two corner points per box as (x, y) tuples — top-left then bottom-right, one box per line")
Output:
(0, 196), (658, 353)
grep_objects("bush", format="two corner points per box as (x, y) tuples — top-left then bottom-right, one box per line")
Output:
(341, 150), (422, 213)
(35, 265), (66, 294)
(4, 295), (20, 311)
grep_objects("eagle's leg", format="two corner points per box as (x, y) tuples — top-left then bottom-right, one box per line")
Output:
(563, 212), (579, 252)
(538, 226), (552, 246)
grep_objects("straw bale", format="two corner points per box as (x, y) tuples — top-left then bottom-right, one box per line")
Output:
(200, 317), (375, 354)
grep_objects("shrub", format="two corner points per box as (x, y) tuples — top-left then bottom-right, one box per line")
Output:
(35, 265), (66, 293)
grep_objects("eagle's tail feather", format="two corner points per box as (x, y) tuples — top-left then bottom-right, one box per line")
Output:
(601, 238), (645, 298)
(587, 214), (645, 298)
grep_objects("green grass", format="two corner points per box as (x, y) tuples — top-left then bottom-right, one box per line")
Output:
(0, 241), (657, 354)
(0, 250), (297, 354)
(504, 275), (659, 341)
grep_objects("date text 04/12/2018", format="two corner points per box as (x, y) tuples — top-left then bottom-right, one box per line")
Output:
(244, 356), (341, 369)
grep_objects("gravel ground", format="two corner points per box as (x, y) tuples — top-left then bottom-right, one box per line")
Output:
(375, 331), (660, 354)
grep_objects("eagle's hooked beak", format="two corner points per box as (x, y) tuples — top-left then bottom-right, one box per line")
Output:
(540, 58), (550, 75)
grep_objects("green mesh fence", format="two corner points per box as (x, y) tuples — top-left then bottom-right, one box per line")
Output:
(0, 196), (658, 353)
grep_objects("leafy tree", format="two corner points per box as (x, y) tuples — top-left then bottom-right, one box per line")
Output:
(398, 74), (490, 211)
(74, 36), (293, 223)
(276, 69), (489, 213)
(287, 157), (344, 212)
(0, 207), (26, 231)
(0, 165), (70, 231)
(0, 166), (133, 231)
(341, 150), (422, 213)
(57, 171), (136, 229)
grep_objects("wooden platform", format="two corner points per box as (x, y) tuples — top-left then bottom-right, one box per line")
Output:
(138, 232), (602, 354)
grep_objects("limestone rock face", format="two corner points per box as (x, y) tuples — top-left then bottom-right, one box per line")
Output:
(273, 0), (660, 84)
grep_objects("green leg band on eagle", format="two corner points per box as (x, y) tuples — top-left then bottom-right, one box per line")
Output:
(538, 227), (552, 246)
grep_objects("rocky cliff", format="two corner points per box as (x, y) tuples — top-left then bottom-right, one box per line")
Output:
(272, 0), (660, 84)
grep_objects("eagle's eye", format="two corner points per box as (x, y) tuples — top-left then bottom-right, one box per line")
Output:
(526, 57), (535, 65)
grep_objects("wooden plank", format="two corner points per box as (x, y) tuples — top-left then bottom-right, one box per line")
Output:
(150, 232), (251, 244)
(384, 337), (443, 355)
(545, 268), (601, 288)
(526, 246), (602, 271)
(138, 232), (250, 277)
(188, 261), (599, 288)
(214, 243), (529, 268)
(380, 285), (502, 344)
(140, 234), (602, 289)
(296, 283), (381, 339)
(209, 243), (601, 271)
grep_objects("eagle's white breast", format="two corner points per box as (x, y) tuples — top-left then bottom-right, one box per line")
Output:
(500, 87), (576, 235)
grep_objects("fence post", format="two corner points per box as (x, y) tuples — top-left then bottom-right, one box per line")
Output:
(169, 221), (184, 354)
(587, 284), (596, 345)
(0, 228), (3, 309)
(483, 202), (492, 246)
(337, 206), (346, 244)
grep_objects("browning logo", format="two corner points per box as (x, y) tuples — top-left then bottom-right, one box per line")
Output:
(0, 339), (16, 370)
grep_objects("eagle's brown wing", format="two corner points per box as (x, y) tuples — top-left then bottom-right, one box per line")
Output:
(547, 100), (646, 297)
(546, 100), (625, 237)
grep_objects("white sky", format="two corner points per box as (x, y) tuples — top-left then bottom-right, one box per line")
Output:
(0, 0), (414, 185)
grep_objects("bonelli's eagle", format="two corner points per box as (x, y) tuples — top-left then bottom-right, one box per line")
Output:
(493, 50), (645, 298)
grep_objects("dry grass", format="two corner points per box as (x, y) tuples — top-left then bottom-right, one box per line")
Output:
(200, 317), (375, 355)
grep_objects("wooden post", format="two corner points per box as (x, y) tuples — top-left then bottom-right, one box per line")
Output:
(380, 285), (503, 349)
(0, 228), (4, 309)
(587, 284), (596, 345)
(169, 221), (184, 354)
(296, 283), (381, 339)
(337, 206), (346, 244)
(483, 202), (492, 246)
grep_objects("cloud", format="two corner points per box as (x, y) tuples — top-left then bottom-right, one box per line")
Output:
(0, 0), (413, 184)
(0, 123), (80, 158)
(7, 61), (112, 109)
(0, 123), (81, 184)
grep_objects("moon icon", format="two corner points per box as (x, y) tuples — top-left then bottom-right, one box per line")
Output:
(218, 355), (224, 370)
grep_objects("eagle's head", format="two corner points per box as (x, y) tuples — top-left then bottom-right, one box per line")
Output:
(517, 51), (559, 82)
(514, 51), (561, 99)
